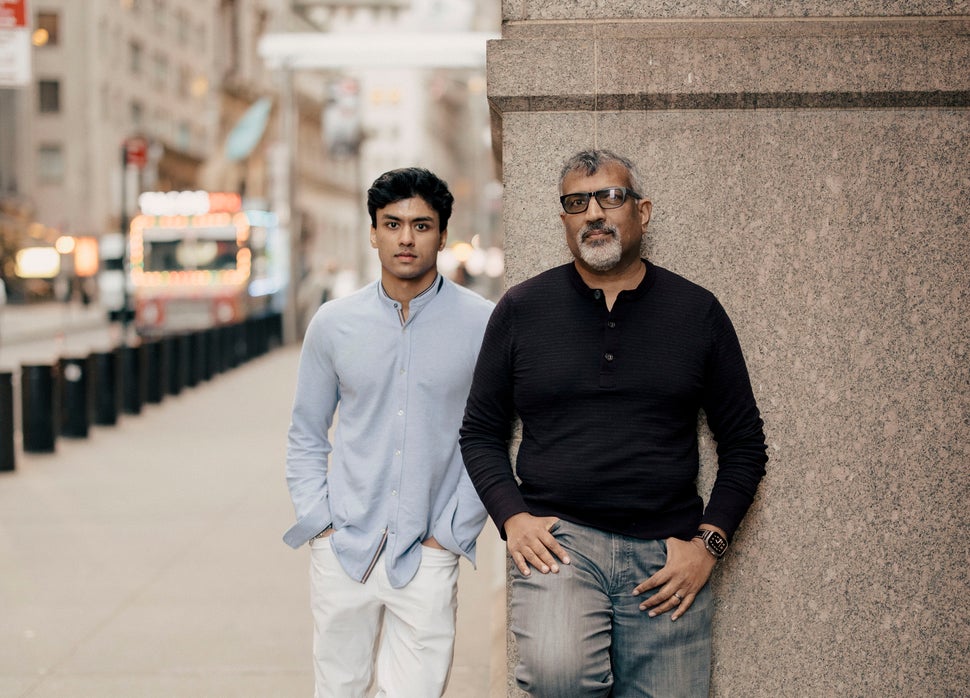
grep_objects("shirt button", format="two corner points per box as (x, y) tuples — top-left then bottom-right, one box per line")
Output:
(607, 320), (616, 328)
(604, 353), (614, 362)
(593, 290), (602, 299)
(398, 409), (404, 416)
(391, 490), (398, 496)
(395, 449), (401, 456)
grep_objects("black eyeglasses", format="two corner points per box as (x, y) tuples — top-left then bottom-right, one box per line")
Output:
(560, 187), (642, 214)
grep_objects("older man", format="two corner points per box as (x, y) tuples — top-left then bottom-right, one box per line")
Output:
(460, 149), (768, 697)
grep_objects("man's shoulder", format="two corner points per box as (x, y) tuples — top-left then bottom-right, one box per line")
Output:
(651, 263), (717, 303)
(306, 281), (379, 331)
(505, 263), (572, 298)
(443, 277), (495, 310)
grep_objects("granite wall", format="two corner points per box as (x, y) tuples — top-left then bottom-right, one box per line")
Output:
(487, 4), (969, 696)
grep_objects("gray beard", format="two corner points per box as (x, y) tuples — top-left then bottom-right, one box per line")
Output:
(576, 226), (622, 271)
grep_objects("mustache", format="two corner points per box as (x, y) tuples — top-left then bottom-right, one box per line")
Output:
(580, 222), (618, 241)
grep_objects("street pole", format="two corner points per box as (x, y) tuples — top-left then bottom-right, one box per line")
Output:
(119, 142), (130, 339)
(276, 64), (300, 345)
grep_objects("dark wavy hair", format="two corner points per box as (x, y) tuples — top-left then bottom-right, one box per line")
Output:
(366, 167), (454, 231)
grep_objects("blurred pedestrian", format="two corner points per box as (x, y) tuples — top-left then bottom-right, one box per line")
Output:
(460, 149), (768, 697)
(284, 167), (493, 697)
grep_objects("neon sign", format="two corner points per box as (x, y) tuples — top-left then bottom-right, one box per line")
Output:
(137, 191), (242, 217)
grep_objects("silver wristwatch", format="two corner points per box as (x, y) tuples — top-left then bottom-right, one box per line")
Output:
(693, 529), (728, 559)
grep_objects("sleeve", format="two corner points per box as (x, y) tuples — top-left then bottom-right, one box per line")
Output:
(282, 309), (340, 548)
(700, 299), (769, 540)
(459, 296), (530, 538)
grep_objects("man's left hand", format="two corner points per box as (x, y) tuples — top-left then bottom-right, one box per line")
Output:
(632, 535), (718, 621)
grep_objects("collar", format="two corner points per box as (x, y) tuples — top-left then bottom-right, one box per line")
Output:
(566, 259), (656, 303)
(378, 274), (444, 314)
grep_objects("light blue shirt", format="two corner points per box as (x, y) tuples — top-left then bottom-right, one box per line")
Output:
(283, 275), (494, 588)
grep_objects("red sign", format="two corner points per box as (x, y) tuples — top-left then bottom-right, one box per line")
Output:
(0, 1), (27, 29)
(125, 136), (148, 169)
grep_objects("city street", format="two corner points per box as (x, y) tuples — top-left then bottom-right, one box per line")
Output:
(0, 304), (506, 697)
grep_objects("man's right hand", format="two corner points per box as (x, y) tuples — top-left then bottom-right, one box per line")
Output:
(504, 512), (571, 575)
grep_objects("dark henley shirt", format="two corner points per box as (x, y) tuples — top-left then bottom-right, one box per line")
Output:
(459, 260), (768, 541)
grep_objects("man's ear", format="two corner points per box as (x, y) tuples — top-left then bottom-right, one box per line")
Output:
(369, 227), (378, 249)
(639, 199), (652, 231)
(438, 230), (448, 251)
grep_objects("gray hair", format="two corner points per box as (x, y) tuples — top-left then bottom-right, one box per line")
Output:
(558, 149), (644, 196)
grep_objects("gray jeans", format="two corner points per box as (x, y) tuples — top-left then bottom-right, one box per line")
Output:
(510, 519), (713, 697)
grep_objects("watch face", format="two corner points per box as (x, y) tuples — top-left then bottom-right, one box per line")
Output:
(706, 531), (728, 557)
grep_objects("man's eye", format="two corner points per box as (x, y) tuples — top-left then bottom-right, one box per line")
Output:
(386, 221), (399, 229)
(602, 190), (623, 204)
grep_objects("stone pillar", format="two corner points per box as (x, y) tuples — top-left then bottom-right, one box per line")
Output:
(487, 5), (968, 696)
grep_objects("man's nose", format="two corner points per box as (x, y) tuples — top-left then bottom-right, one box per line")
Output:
(399, 225), (416, 244)
(584, 197), (607, 221)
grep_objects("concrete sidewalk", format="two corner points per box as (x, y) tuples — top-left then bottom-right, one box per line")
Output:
(0, 345), (506, 697)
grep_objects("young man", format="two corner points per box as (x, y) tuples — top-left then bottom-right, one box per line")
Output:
(284, 167), (493, 697)
(460, 150), (768, 697)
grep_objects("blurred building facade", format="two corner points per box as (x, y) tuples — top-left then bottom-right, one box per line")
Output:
(267, 0), (503, 306)
(0, 0), (501, 315)
(0, 0), (330, 303)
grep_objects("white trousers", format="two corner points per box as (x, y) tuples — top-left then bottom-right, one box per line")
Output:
(309, 536), (460, 698)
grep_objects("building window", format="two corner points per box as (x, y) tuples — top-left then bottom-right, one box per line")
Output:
(178, 65), (190, 98)
(34, 11), (59, 46)
(130, 100), (144, 129)
(153, 0), (167, 32)
(38, 144), (65, 184)
(154, 108), (170, 141)
(129, 40), (143, 75)
(153, 52), (168, 88)
(38, 80), (60, 113)
(175, 10), (188, 44)
(177, 121), (190, 150)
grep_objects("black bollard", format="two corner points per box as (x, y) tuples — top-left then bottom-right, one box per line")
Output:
(163, 335), (178, 395)
(91, 350), (120, 426)
(21, 364), (56, 453)
(0, 371), (14, 471)
(204, 327), (219, 379)
(245, 316), (261, 360)
(143, 339), (165, 404)
(165, 334), (187, 395)
(185, 332), (201, 388)
(120, 343), (144, 415)
(223, 324), (240, 370)
(59, 357), (90, 438)
(269, 311), (283, 349)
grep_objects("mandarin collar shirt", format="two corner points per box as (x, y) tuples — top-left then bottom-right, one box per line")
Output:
(284, 275), (493, 588)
